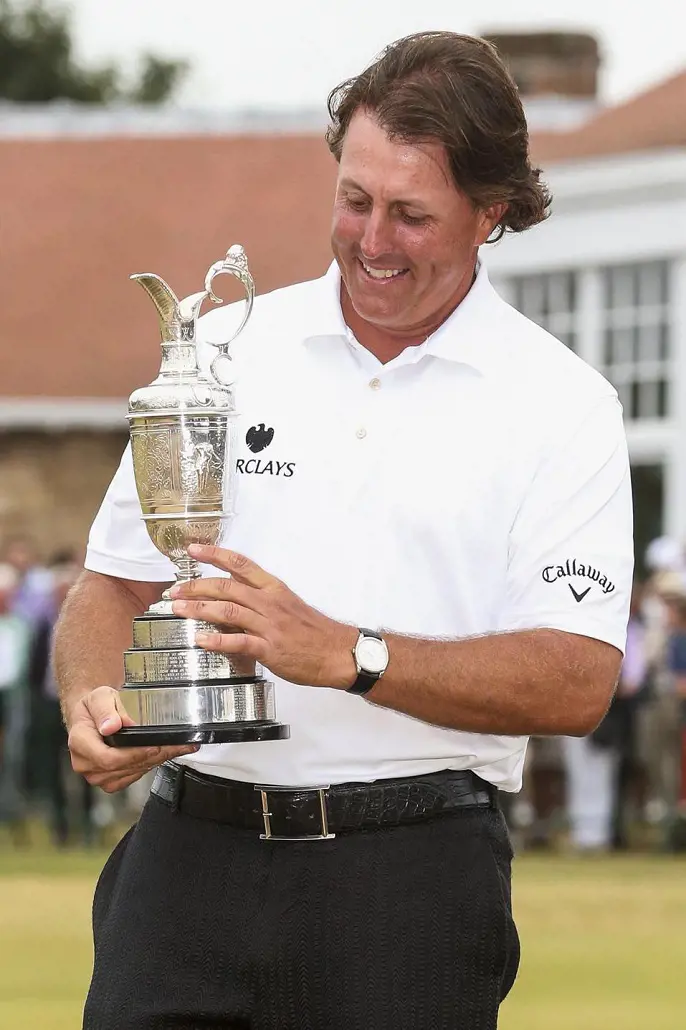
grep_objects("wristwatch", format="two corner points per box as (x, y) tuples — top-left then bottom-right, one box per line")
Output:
(347, 628), (389, 695)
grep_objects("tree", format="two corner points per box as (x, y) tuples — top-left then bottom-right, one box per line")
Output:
(0, 0), (188, 104)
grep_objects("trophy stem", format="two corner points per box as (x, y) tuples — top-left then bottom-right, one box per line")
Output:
(172, 556), (202, 585)
(148, 558), (202, 615)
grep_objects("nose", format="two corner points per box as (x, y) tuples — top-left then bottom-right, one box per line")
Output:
(360, 209), (393, 261)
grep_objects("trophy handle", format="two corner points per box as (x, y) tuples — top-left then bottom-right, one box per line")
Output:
(203, 245), (255, 385)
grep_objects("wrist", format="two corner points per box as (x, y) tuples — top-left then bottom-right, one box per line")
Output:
(60, 686), (96, 730)
(328, 623), (359, 690)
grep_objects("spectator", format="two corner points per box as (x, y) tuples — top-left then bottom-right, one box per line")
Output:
(639, 569), (686, 846)
(609, 581), (649, 849)
(0, 563), (32, 828)
(662, 591), (686, 849)
(560, 586), (649, 853)
(2, 534), (56, 627)
(28, 554), (95, 846)
(562, 725), (618, 853)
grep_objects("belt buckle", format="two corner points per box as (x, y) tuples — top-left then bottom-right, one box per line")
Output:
(254, 784), (335, 841)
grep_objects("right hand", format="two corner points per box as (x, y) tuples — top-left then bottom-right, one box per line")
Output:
(67, 685), (199, 793)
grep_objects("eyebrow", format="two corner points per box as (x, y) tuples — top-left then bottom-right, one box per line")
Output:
(338, 177), (429, 211)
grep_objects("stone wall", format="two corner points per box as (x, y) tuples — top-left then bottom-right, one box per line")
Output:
(0, 430), (128, 561)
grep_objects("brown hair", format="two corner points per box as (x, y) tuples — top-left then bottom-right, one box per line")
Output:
(326, 32), (551, 242)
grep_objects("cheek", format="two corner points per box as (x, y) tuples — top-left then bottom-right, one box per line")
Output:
(332, 209), (361, 247)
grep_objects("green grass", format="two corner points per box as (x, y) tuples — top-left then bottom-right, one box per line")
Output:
(0, 843), (684, 1029)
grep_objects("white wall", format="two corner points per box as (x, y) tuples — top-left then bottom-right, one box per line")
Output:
(483, 147), (686, 547)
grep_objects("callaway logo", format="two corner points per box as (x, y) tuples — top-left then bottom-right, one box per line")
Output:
(237, 423), (296, 478)
(542, 558), (615, 602)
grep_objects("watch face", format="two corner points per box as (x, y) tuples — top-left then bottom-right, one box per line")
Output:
(356, 636), (388, 675)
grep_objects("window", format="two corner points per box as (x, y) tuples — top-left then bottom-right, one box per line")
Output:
(510, 271), (577, 350)
(601, 261), (671, 420)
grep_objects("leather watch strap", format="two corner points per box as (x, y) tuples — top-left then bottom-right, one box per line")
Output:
(347, 627), (384, 696)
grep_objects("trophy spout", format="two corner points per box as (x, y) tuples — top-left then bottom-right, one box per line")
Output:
(131, 274), (182, 343)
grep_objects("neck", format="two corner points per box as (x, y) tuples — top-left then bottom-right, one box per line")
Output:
(340, 261), (478, 364)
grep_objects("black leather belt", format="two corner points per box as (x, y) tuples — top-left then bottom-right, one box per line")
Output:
(151, 762), (497, 841)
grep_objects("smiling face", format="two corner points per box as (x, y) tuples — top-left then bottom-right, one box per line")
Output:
(331, 109), (503, 343)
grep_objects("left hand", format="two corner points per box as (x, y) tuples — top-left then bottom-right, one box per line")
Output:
(170, 543), (357, 689)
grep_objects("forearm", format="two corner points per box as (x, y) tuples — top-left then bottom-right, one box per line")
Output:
(357, 628), (619, 737)
(53, 571), (161, 725)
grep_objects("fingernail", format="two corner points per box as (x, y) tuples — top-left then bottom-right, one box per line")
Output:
(195, 632), (213, 645)
(100, 718), (116, 732)
(169, 584), (180, 598)
(188, 543), (204, 556)
(172, 600), (188, 613)
(183, 744), (200, 753)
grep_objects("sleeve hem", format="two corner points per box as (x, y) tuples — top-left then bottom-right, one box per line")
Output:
(498, 614), (627, 655)
(84, 547), (175, 583)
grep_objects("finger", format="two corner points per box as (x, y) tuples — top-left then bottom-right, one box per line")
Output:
(83, 686), (133, 736)
(170, 575), (254, 605)
(70, 724), (152, 772)
(70, 720), (194, 776)
(187, 544), (278, 590)
(98, 772), (145, 794)
(94, 746), (199, 792)
(194, 630), (263, 659)
(171, 598), (266, 634)
(154, 744), (203, 764)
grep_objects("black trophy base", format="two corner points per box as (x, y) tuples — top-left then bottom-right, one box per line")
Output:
(107, 721), (290, 747)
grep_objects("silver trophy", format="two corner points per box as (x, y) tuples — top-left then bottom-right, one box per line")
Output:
(109, 246), (289, 747)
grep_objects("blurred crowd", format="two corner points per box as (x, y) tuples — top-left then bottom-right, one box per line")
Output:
(1, 532), (685, 852)
(508, 535), (686, 854)
(0, 534), (144, 848)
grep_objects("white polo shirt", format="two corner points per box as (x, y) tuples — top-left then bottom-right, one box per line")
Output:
(85, 261), (633, 791)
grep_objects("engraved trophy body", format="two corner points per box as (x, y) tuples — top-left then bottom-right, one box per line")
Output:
(109, 246), (289, 746)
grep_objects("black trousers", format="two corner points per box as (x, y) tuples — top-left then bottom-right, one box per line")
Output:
(84, 790), (520, 1029)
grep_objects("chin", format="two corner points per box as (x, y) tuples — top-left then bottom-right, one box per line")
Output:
(350, 295), (402, 326)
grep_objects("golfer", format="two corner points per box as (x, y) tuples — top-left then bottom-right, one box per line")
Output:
(56, 31), (633, 1030)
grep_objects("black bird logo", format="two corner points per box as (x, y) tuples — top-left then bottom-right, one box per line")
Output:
(246, 424), (274, 453)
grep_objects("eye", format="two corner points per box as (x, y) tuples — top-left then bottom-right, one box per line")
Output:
(399, 211), (427, 226)
(344, 195), (369, 212)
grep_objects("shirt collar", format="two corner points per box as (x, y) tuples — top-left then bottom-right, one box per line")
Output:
(302, 258), (507, 376)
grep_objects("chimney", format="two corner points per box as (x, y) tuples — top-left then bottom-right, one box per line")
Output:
(482, 31), (601, 130)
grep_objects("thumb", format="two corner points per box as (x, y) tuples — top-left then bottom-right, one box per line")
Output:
(83, 686), (133, 736)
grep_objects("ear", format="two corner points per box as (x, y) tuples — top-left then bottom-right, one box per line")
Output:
(475, 202), (508, 246)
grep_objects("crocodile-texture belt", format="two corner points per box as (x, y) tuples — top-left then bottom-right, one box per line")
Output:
(151, 761), (497, 841)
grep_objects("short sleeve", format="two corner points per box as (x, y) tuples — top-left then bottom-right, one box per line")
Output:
(500, 393), (633, 654)
(84, 444), (176, 582)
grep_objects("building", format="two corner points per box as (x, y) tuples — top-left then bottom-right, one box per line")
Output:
(482, 35), (686, 573)
(0, 118), (336, 556)
(1, 35), (685, 569)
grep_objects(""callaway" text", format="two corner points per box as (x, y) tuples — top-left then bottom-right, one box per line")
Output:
(542, 558), (615, 594)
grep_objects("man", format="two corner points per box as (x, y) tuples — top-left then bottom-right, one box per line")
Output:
(55, 32), (633, 1030)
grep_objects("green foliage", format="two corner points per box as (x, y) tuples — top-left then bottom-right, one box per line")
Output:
(0, 0), (188, 104)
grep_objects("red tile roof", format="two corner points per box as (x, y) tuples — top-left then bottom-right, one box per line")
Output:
(1, 135), (336, 400)
(2, 66), (684, 404)
(530, 68), (686, 163)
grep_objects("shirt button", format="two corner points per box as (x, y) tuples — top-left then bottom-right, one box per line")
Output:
(369, 378), (381, 390)
(356, 427), (367, 440)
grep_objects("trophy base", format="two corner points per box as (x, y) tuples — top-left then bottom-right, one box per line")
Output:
(105, 679), (289, 748)
(108, 720), (290, 747)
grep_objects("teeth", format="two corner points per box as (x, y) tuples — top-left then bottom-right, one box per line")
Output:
(362, 263), (404, 279)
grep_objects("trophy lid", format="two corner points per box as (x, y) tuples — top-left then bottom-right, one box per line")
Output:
(128, 246), (254, 419)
